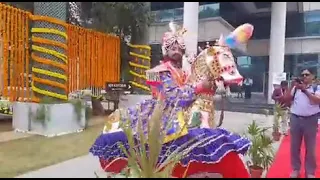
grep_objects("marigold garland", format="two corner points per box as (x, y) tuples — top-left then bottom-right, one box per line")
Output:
(0, 5), (121, 102)
(32, 36), (68, 50)
(32, 76), (67, 92)
(129, 61), (150, 70)
(31, 26), (68, 101)
(129, 81), (150, 91)
(32, 28), (67, 40)
(9, 9), (14, 100)
(128, 44), (151, 92)
(31, 54), (67, 71)
(32, 67), (67, 81)
(129, 52), (150, 61)
(129, 70), (146, 79)
(127, 43), (151, 50)
(30, 15), (67, 28)
(32, 45), (67, 63)
(31, 82), (68, 101)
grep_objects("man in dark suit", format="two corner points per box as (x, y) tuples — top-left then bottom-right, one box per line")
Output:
(272, 80), (290, 135)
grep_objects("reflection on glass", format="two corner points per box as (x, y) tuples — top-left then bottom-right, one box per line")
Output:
(152, 3), (220, 23)
(237, 56), (251, 68)
(235, 54), (320, 92)
(236, 56), (268, 92)
(285, 54), (320, 77)
(247, 10), (320, 39)
(199, 4), (220, 19)
(304, 10), (320, 36)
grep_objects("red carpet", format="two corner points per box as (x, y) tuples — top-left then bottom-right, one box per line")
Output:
(266, 128), (320, 178)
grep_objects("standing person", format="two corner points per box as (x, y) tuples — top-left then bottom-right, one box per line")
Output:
(243, 76), (253, 99)
(271, 81), (290, 135)
(284, 68), (320, 178)
(237, 84), (244, 98)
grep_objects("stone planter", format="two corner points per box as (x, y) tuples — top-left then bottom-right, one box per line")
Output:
(12, 102), (86, 137)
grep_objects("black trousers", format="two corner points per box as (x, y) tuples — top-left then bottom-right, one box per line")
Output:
(244, 85), (252, 99)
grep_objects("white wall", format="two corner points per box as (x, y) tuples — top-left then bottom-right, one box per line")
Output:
(247, 37), (320, 56)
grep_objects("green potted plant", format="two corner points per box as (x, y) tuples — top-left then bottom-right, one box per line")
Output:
(272, 103), (283, 141)
(246, 120), (274, 178)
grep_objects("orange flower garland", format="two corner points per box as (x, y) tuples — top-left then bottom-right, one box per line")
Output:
(0, 3), (121, 102)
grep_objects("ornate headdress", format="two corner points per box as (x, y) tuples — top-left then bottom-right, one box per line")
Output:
(161, 22), (187, 57)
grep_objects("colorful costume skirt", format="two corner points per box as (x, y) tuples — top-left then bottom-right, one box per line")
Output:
(90, 128), (251, 178)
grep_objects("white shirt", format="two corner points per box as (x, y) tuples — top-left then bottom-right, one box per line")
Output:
(243, 78), (253, 86)
(290, 85), (320, 117)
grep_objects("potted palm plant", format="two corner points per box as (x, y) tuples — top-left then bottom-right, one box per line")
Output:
(246, 121), (274, 178)
(272, 103), (283, 141)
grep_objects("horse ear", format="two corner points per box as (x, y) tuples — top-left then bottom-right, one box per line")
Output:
(218, 34), (225, 46)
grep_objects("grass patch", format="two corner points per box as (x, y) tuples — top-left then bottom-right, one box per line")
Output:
(0, 123), (104, 178)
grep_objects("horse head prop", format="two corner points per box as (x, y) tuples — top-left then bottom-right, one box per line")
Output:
(186, 23), (254, 128)
(188, 23), (254, 95)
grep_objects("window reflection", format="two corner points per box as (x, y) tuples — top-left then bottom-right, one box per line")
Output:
(285, 53), (320, 77)
(304, 10), (320, 36)
(243, 10), (320, 39)
(152, 3), (220, 23)
(199, 3), (220, 19)
(236, 56), (268, 92)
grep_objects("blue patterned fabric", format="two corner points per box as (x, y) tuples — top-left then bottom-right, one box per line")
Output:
(89, 70), (251, 166)
(89, 128), (251, 166)
(121, 71), (196, 136)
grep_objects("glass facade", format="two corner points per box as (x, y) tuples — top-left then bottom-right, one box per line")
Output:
(149, 2), (320, 95)
(237, 54), (320, 93)
(246, 10), (320, 39)
(152, 3), (220, 23)
(284, 53), (320, 78)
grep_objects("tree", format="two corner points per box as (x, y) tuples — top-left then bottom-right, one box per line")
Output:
(4, 2), (33, 13)
(86, 2), (153, 86)
(86, 2), (152, 44)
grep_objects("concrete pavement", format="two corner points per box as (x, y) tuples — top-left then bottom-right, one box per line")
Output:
(15, 154), (101, 178)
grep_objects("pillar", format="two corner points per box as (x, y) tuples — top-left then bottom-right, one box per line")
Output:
(267, 2), (287, 104)
(33, 2), (68, 102)
(183, 2), (199, 74)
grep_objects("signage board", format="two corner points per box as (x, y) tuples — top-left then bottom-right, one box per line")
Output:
(106, 82), (132, 92)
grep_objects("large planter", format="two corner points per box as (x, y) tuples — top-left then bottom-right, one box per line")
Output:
(249, 166), (263, 178)
(12, 102), (86, 137)
(272, 131), (281, 141)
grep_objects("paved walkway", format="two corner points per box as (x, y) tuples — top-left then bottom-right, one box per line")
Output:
(16, 111), (281, 178)
(16, 154), (101, 178)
